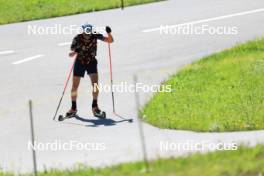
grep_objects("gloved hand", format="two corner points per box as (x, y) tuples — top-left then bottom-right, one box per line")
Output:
(69, 51), (77, 57)
(106, 26), (112, 33)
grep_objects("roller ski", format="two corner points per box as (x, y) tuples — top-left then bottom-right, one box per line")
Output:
(93, 107), (106, 119)
(58, 109), (77, 121)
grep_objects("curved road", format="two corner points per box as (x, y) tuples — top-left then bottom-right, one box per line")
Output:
(0, 0), (264, 173)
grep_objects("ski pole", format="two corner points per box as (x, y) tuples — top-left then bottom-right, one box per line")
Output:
(108, 43), (116, 114)
(53, 57), (76, 120)
(107, 43), (133, 123)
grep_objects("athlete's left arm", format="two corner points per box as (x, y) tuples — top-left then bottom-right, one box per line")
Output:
(104, 32), (114, 43)
(104, 26), (114, 43)
(96, 26), (114, 43)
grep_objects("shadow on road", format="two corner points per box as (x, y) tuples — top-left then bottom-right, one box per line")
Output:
(75, 116), (127, 127)
(58, 114), (134, 127)
(72, 115), (133, 127)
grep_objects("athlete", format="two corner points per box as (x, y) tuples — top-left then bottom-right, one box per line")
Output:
(66, 24), (114, 118)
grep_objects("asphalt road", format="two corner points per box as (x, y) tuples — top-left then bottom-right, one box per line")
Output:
(1, 0), (264, 173)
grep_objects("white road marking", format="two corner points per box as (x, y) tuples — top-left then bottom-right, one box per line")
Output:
(58, 42), (71, 46)
(12, 54), (44, 65)
(0, 50), (15, 55)
(142, 8), (264, 33)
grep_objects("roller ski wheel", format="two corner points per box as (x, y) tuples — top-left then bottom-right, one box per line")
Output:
(58, 109), (77, 121)
(93, 108), (106, 119)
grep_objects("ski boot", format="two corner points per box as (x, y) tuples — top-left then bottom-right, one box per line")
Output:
(92, 107), (106, 119)
(58, 109), (77, 121)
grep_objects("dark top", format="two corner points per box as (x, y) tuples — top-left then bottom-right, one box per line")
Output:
(71, 33), (105, 64)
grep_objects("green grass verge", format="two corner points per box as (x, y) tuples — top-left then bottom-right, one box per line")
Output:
(0, 0), (162, 25)
(1, 145), (264, 176)
(142, 38), (264, 132)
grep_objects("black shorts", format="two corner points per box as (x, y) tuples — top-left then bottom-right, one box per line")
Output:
(73, 59), (98, 77)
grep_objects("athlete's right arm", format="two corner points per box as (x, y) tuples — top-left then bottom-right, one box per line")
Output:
(69, 51), (77, 57)
(69, 35), (79, 57)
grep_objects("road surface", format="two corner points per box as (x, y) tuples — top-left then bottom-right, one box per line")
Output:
(0, 0), (264, 173)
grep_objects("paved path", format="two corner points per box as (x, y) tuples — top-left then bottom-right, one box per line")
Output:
(0, 0), (264, 173)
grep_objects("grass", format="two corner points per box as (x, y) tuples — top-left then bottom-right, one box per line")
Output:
(142, 38), (264, 132)
(0, 0), (162, 25)
(1, 145), (264, 176)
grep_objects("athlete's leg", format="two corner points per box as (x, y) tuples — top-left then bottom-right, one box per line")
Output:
(89, 73), (99, 108)
(70, 76), (81, 111)
(89, 73), (105, 118)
